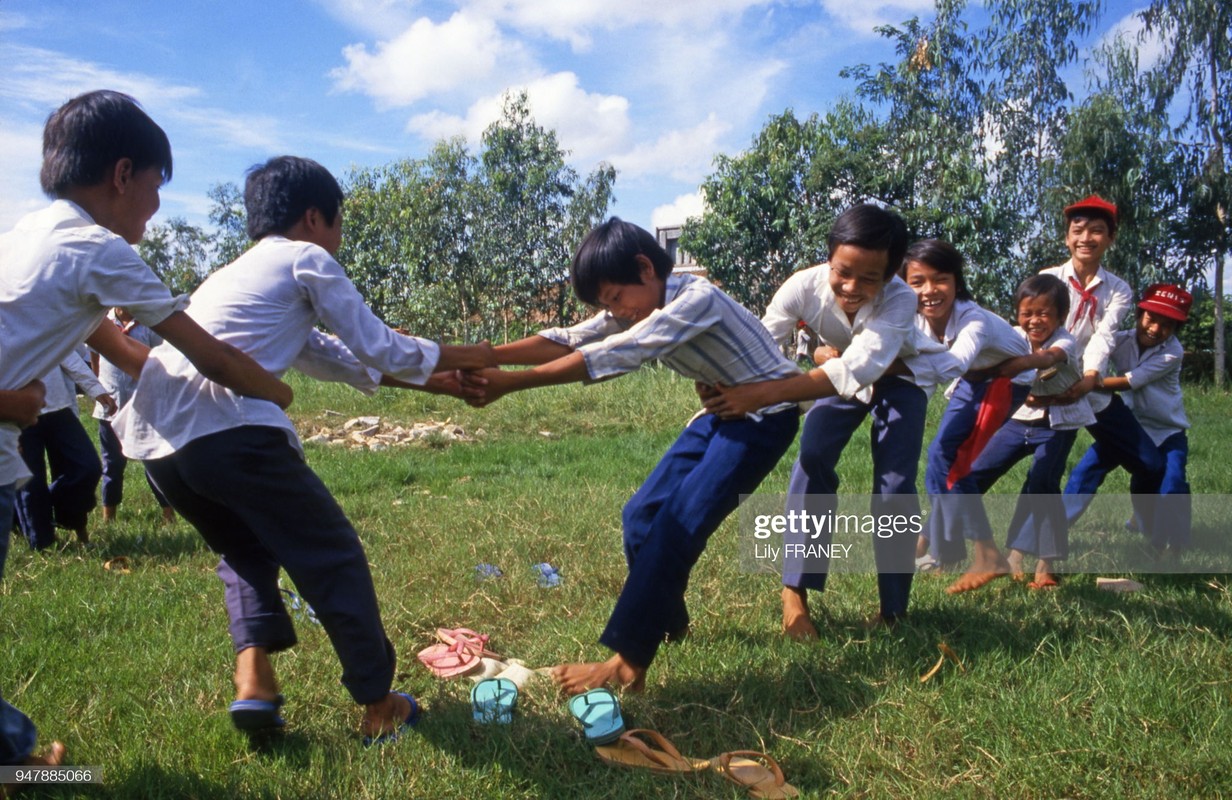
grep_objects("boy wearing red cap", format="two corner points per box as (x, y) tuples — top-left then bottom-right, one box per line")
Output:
(1063, 284), (1192, 554)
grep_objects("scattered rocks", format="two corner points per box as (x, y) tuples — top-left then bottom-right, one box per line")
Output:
(301, 416), (474, 450)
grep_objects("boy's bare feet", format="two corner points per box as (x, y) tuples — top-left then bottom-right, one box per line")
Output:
(1, 742), (67, 799)
(915, 534), (929, 560)
(102, 505), (117, 523)
(233, 646), (280, 703)
(782, 586), (818, 640)
(551, 654), (646, 696)
(1006, 549), (1027, 581)
(360, 692), (415, 740)
(946, 540), (1010, 594)
(1028, 559), (1059, 590)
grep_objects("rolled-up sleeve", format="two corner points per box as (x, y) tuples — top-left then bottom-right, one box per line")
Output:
(538, 311), (625, 349)
(1125, 350), (1181, 390)
(761, 269), (816, 345)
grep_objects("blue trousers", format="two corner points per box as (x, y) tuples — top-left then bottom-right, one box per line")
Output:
(14, 407), (101, 549)
(600, 408), (799, 668)
(924, 379), (1029, 564)
(0, 485), (37, 766)
(965, 419), (1077, 561)
(1065, 418), (1188, 551)
(144, 426), (396, 705)
(781, 376), (927, 621)
(98, 420), (170, 509)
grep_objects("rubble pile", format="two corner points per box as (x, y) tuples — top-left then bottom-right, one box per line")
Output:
(301, 415), (476, 451)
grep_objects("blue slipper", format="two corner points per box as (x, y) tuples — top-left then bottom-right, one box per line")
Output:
(568, 688), (625, 745)
(362, 692), (421, 747)
(229, 694), (286, 733)
(471, 678), (518, 725)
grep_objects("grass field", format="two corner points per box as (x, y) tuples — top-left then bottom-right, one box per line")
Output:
(3, 368), (1230, 799)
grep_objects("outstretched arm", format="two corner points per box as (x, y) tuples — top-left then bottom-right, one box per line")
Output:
(489, 335), (575, 366)
(150, 311), (294, 410)
(704, 367), (839, 419)
(466, 352), (590, 407)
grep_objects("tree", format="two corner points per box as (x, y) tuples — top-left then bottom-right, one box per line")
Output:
(138, 217), (211, 296)
(1138, 0), (1232, 386)
(207, 182), (249, 271)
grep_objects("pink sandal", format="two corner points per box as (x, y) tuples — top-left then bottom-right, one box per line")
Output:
(435, 627), (502, 659)
(417, 640), (480, 678)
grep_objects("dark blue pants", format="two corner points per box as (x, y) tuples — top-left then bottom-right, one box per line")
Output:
(924, 379), (1029, 564)
(98, 420), (170, 509)
(144, 426), (395, 705)
(781, 377), (927, 621)
(965, 419), (1077, 561)
(600, 408), (799, 668)
(0, 485), (37, 765)
(15, 408), (101, 549)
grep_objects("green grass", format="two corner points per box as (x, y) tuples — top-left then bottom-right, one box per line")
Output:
(3, 370), (1231, 798)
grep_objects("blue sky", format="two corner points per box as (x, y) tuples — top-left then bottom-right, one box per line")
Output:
(1, 0), (1150, 236)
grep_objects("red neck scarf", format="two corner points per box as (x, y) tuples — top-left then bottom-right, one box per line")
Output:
(1068, 276), (1098, 324)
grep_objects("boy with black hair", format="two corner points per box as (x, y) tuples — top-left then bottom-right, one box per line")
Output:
(463, 217), (802, 694)
(114, 155), (495, 742)
(1, 88), (287, 773)
(706, 204), (957, 636)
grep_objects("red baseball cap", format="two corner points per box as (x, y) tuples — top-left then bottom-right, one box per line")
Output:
(1064, 195), (1118, 224)
(1138, 283), (1192, 322)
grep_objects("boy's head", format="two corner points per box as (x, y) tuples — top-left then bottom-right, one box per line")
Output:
(826, 204), (908, 317)
(1014, 273), (1069, 347)
(1136, 283), (1191, 349)
(571, 218), (673, 323)
(40, 90), (173, 199)
(901, 238), (973, 319)
(1063, 195), (1117, 266)
(245, 156), (344, 245)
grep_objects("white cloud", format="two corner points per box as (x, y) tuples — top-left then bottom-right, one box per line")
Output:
(652, 191), (706, 229)
(0, 120), (46, 231)
(1096, 10), (1167, 71)
(613, 114), (731, 181)
(331, 11), (532, 107)
(407, 72), (632, 165)
(0, 44), (200, 109)
(312, 0), (420, 39)
(818, 0), (935, 37)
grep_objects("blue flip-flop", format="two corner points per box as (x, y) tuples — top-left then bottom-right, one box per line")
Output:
(471, 678), (518, 725)
(568, 688), (625, 745)
(362, 692), (421, 747)
(229, 694), (286, 733)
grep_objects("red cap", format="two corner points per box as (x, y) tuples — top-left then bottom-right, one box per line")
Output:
(1064, 195), (1118, 224)
(1138, 283), (1192, 322)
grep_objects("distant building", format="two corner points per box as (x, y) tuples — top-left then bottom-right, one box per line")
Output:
(655, 224), (707, 279)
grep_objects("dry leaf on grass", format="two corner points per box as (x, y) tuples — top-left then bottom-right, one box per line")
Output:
(920, 642), (965, 683)
(103, 557), (131, 574)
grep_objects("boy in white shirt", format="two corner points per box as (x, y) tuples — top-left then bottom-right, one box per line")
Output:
(1063, 284), (1192, 555)
(705, 205), (959, 636)
(115, 156), (494, 743)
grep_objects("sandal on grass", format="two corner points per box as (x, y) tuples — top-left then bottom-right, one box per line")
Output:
(471, 677), (518, 725)
(435, 627), (502, 659)
(229, 694), (286, 733)
(595, 729), (708, 774)
(362, 692), (420, 747)
(417, 640), (481, 678)
(708, 750), (799, 799)
(568, 687), (625, 745)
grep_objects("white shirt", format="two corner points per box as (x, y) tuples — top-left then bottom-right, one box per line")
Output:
(1011, 326), (1095, 430)
(92, 314), (162, 420)
(761, 264), (955, 400)
(41, 351), (107, 414)
(920, 299), (1031, 373)
(1041, 258), (1132, 377)
(0, 200), (186, 484)
(538, 273), (800, 416)
(114, 236), (441, 460)
(1108, 330), (1188, 445)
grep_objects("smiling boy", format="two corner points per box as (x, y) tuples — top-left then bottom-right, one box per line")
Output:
(463, 217), (801, 694)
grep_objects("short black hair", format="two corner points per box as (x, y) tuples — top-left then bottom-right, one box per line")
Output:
(40, 90), (173, 198)
(828, 204), (909, 279)
(571, 218), (674, 306)
(901, 238), (974, 301)
(1065, 209), (1118, 237)
(1015, 273), (1070, 320)
(244, 156), (344, 240)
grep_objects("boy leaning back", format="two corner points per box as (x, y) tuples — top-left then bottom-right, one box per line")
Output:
(0, 90), (289, 772)
(114, 156), (495, 742)
(463, 218), (801, 694)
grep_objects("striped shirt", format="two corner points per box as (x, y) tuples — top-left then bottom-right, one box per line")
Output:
(538, 273), (800, 414)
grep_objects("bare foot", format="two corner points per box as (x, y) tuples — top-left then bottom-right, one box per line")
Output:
(161, 506), (175, 525)
(102, 505), (117, 523)
(551, 654), (646, 696)
(1006, 549), (1027, 581)
(915, 534), (930, 560)
(234, 646), (280, 703)
(946, 541), (1009, 594)
(360, 692), (415, 740)
(1028, 559), (1059, 590)
(782, 586), (818, 640)
(1, 742), (67, 798)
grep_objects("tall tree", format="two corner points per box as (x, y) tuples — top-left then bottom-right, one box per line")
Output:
(207, 182), (249, 271)
(1139, 0), (1232, 385)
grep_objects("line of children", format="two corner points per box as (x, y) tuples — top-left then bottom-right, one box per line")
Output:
(1062, 284), (1192, 556)
(113, 155), (495, 741)
(460, 217), (803, 694)
(701, 205), (960, 635)
(1, 90), (291, 772)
